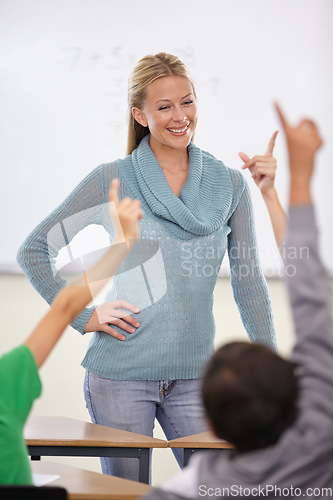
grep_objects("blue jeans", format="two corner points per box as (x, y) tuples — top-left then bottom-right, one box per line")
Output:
(84, 370), (208, 481)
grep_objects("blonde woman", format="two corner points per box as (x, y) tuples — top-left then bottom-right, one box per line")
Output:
(17, 53), (277, 481)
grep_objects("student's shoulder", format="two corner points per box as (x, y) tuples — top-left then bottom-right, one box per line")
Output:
(144, 454), (202, 499)
(0, 345), (36, 373)
(0, 345), (41, 407)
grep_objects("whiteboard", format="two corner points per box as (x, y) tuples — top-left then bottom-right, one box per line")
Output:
(1, 0), (332, 275)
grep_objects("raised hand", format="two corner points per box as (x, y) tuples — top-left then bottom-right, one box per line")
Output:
(239, 131), (279, 197)
(109, 178), (143, 246)
(84, 179), (143, 340)
(274, 102), (323, 189)
(239, 129), (286, 246)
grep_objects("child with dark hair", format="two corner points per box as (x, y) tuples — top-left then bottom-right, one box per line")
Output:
(143, 106), (333, 498)
(202, 341), (298, 453)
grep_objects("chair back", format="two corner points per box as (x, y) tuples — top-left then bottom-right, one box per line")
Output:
(0, 485), (68, 499)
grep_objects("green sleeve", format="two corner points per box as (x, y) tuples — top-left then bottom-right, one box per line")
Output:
(0, 345), (42, 423)
(0, 345), (42, 484)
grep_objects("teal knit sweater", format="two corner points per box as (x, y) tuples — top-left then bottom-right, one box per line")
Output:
(17, 135), (277, 380)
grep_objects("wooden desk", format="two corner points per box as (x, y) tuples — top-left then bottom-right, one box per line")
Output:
(31, 461), (152, 499)
(168, 431), (233, 466)
(25, 416), (167, 484)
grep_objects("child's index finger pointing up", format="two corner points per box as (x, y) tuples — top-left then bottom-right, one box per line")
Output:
(265, 130), (279, 156)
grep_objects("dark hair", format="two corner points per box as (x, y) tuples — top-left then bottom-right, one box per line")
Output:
(202, 342), (299, 453)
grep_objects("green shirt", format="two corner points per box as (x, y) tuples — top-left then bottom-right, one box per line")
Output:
(0, 345), (41, 484)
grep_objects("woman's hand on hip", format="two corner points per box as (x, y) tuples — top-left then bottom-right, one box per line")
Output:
(84, 300), (140, 340)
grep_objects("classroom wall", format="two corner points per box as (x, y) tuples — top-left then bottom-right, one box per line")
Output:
(1, 0), (333, 275)
(0, 273), (296, 486)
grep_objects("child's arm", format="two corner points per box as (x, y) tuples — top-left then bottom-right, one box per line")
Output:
(279, 106), (333, 425)
(24, 179), (142, 368)
(239, 129), (287, 247)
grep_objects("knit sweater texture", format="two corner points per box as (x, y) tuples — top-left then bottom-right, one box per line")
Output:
(17, 135), (277, 380)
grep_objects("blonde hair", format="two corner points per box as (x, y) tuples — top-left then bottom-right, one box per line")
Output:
(127, 52), (196, 155)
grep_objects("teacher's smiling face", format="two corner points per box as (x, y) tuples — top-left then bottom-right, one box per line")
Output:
(132, 75), (198, 154)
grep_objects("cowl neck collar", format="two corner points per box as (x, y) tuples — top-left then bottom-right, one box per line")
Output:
(130, 135), (233, 239)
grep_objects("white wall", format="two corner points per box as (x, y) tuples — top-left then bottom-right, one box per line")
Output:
(0, 274), (296, 486)
(1, 0), (333, 274)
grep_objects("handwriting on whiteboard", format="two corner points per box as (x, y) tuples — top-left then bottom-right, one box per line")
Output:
(59, 45), (220, 143)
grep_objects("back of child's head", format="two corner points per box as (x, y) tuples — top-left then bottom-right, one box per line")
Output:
(202, 342), (299, 452)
